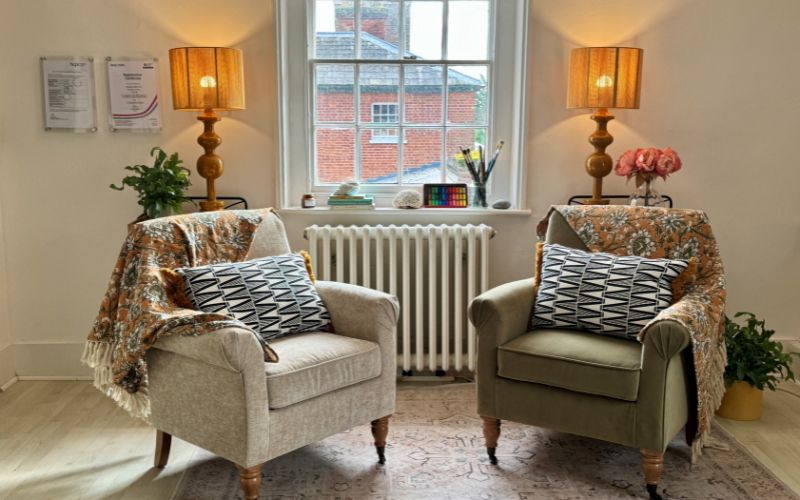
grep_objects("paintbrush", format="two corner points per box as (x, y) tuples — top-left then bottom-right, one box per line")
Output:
(478, 145), (485, 183)
(461, 148), (479, 182)
(484, 141), (505, 179)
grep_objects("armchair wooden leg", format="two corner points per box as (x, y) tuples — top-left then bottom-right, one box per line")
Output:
(641, 449), (664, 500)
(236, 463), (263, 500)
(154, 430), (172, 468)
(481, 416), (501, 465)
(371, 415), (391, 464)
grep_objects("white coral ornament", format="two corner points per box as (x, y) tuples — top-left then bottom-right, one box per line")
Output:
(392, 189), (422, 209)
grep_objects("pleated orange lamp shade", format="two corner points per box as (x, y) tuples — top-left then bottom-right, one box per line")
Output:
(567, 47), (643, 110)
(169, 47), (245, 111)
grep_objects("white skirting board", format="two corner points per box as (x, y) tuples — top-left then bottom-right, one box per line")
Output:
(0, 344), (15, 391)
(1, 376), (18, 392)
(785, 339), (800, 385)
(8, 341), (92, 379)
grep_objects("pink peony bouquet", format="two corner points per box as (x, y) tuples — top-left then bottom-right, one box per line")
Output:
(615, 147), (682, 186)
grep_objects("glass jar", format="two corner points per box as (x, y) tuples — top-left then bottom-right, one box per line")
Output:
(302, 193), (316, 208)
(629, 180), (668, 208)
(472, 182), (488, 208)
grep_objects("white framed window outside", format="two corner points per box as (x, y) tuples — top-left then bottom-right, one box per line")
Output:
(371, 102), (399, 142)
(277, 0), (529, 208)
(370, 102), (400, 143)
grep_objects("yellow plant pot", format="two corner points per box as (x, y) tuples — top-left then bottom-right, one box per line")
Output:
(716, 380), (763, 421)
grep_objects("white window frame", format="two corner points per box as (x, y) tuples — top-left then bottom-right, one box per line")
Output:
(370, 102), (400, 143)
(277, 0), (529, 209)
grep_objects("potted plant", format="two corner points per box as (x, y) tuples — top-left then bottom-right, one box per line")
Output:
(716, 312), (798, 421)
(111, 147), (191, 221)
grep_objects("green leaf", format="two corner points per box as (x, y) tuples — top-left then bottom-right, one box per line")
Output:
(110, 146), (192, 218)
(724, 311), (797, 390)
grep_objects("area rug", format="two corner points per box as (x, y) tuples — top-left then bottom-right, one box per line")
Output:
(175, 383), (798, 499)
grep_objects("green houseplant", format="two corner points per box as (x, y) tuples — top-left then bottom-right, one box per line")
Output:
(111, 147), (191, 220)
(717, 312), (798, 421)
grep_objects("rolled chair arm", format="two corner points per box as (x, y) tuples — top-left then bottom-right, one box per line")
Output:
(641, 319), (691, 361)
(315, 280), (398, 419)
(149, 326), (270, 466)
(470, 278), (535, 417)
(315, 281), (399, 344)
(154, 326), (266, 374)
(636, 317), (693, 451)
(469, 278), (535, 347)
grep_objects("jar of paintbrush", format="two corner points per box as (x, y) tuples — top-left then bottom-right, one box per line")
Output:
(460, 141), (504, 208)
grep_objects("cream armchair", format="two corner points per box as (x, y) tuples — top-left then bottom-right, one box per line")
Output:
(145, 212), (398, 499)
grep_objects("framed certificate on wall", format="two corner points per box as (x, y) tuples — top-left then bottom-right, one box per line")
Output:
(41, 56), (98, 132)
(106, 58), (162, 132)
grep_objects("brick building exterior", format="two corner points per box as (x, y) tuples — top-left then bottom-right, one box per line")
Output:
(315, 5), (484, 184)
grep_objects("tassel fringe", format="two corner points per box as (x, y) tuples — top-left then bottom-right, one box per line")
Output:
(81, 341), (151, 420)
(690, 338), (729, 463)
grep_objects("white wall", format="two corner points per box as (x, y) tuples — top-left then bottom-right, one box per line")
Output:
(0, 62), (15, 385)
(0, 0), (797, 376)
(0, 0), (279, 376)
(0, 202), (14, 387)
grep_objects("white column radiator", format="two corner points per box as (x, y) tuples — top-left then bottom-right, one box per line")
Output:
(305, 224), (494, 374)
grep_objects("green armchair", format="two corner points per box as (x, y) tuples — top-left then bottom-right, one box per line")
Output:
(470, 209), (702, 500)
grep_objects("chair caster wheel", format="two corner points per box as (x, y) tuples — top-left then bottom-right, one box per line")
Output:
(487, 448), (498, 465)
(646, 484), (662, 500)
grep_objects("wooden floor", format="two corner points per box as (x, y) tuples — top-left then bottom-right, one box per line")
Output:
(716, 382), (800, 493)
(1, 381), (799, 500)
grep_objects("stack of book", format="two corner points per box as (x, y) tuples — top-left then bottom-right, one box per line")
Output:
(327, 194), (375, 210)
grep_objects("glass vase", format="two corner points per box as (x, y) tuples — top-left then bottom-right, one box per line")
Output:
(472, 182), (487, 208)
(629, 179), (667, 208)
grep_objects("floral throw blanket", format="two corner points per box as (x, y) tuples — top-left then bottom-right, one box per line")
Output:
(539, 205), (727, 461)
(82, 209), (278, 420)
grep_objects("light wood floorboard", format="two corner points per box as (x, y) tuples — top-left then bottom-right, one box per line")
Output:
(0, 381), (203, 500)
(1, 380), (799, 499)
(716, 382), (800, 494)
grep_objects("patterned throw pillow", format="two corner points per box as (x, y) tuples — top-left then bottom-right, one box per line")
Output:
(531, 243), (692, 340)
(171, 253), (331, 340)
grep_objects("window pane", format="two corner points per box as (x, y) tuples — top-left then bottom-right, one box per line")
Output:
(447, 65), (487, 124)
(315, 64), (355, 122)
(316, 127), (356, 183)
(359, 1), (401, 59)
(404, 65), (444, 124)
(403, 128), (443, 184)
(404, 1), (443, 60)
(446, 1), (490, 60)
(446, 128), (486, 184)
(359, 64), (399, 123)
(361, 128), (399, 184)
(314, 1), (355, 59)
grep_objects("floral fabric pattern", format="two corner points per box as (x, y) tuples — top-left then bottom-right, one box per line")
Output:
(83, 209), (277, 419)
(546, 205), (727, 461)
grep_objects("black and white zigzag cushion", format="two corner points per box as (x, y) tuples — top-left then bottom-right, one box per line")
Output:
(531, 244), (690, 340)
(175, 253), (331, 340)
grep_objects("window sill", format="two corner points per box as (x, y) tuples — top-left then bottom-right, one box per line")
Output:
(278, 206), (532, 216)
(369, 137), (406, 145)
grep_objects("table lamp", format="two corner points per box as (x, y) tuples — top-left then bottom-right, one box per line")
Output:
(567, 47), (643, 205)
(169, 47), (245, 211)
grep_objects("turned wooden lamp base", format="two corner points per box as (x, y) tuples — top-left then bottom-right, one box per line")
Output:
(583, 108), (615, 205)
(197, 111), (226, 212)
(200, 199), (225, 211)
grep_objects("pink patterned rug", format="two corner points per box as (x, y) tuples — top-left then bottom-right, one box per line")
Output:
(175, 383), (798, 499)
